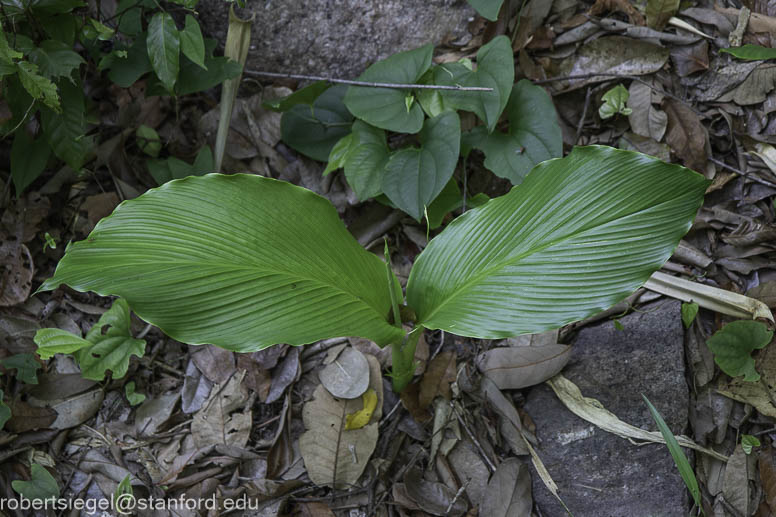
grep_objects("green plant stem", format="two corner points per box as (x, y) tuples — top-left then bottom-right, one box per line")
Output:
(391, 327), (421, 393)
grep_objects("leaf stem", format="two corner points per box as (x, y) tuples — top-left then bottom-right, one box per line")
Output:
(391, 327), (422, 393)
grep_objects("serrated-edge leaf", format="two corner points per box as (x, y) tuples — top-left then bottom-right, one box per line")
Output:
(28, 39), (85, 82)
(344, 44), (433, 133)
(146, 12), (180, 91)
(407, 145), (709, 338)
(34, 328), (93, 359)
(180, 15), (207, 70)
(38, 174), (405, 350)
(16, 61), (60, 112)
(382, 111), (460, 220)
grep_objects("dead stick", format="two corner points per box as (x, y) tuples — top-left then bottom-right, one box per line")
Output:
(244, 70), (494, 91)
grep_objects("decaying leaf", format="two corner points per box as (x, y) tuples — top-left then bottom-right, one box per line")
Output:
(479, 458), (532, 517)
(547, 374), (728, 461)
(719, 338), (776, 418)
(723, 445), (751, 515)
(419, 351), (457, 409)
(0, 240), (33, 306)
(27, 388), (103, 430)
(319, 346), (370, 399)
(717, 63), (776, 105)
(299, 354), (382, 488)
(627, 82), (667, 141)
(299, 384), (378, 488)
(345, 388), (377, 430)
(556, 36), (669, 91)
(760, 446), (776, 512)
(663, 98), (707, 172)
(192, 370), (252, 448)
(476, 344), (572, 389)
(403, 468), (467, 516)
(670, 40), (709, 77)
(646, 0), (680, 30)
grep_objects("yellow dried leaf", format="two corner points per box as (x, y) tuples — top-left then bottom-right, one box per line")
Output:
(345, 389), (377, 430)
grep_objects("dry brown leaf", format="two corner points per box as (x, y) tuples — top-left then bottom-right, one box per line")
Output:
(627, 82), (667, 141)
(27, 388), (103, 430)
(670, 40), (709, 77)
(298, 384), (378, 488)
(81, 192), (120, 225)
(556, 36), (669, 91)
(192, 344), (236, 384)
(748, 281), (776, 308)
(400, 381), (432, 423)
(419, 351), (457, 409)
(723, 445), (751, 515)
(6, 398), (57, 432)
(403, 468), (467, 517)
(476, 344), (572, 390)
(718, 63), (776, 105)
(479, 458), (532, 517)
(266, 346), (300, 404)
(646, 0), (680, 30)
(760, 446), (776, 512)
(192, 371), (252, 448)
(588, 0), (645, 25)
(663, 98), (707, 172)
(0, 240), (33, 306)
(298, 502), (336, 517)
(1, 192), (50, 243)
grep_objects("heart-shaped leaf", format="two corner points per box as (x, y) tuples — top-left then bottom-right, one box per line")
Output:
(344, 44), (433, 134)
(424, 35), (513, 132)
(706, 320), (773, 382)
(466, 0), (504, 21)
(463, 80), (562, 184)
(38, 174), (405, 351)
(382, 111), (460, 220)
(342, 121), (390, 200)
(281, 85), (353, 161)
(407, 145), (709, 338)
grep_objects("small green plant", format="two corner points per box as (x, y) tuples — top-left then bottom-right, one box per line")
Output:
(0, 0), (240, 196)
(643, 394), (703, 513)
(706, 320), (773, 382)
(35, 144), (708, 391)
(598, 84), (632, 120)
(269, 38), (561, 221)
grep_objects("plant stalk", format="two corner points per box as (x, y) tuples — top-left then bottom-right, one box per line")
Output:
(391, 327), (422, 393)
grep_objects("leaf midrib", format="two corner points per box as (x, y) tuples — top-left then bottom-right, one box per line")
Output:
(418, 193), (693, 324)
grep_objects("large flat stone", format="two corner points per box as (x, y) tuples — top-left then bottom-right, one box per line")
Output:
(524, 300), (690, 516)
(197, 1), (475, 80)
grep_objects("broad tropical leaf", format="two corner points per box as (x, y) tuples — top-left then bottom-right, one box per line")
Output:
(38, 174), (405, 351)
(344, 44), (433, 134)
(407, 145), (708, 338)
(382, 111), (461, 220)
(463, 80), (561, 184)
(424, 36), (513, 132)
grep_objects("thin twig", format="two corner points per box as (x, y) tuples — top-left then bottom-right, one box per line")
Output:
(244, 70), (493, 91)
(708, 155), (776, 188)
(574, 87), (593, 145)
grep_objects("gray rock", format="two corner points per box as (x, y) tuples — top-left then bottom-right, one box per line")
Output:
(524, 300), (690, 517)
(196, 0), (475, 80)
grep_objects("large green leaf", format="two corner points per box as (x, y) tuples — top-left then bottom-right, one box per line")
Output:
(463, 80), (562, 184)
(344, 44), (433, 134)
(28, 39), (84, 83)
(38, 174), (405, 350)
(466, 0), (504, 21)
(424, 36), (513, 132)
(406, 145), (709, 338)
(146, 12), (180, 91)
(180, 15), (206, 70)
(382, 111), (460, 220)
(281, 85), (353, 161)
(11, 129), (50, 196)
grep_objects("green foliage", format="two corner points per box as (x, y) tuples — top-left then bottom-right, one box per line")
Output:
(1, 353), (41, 384)
(1, 0), (238, 196)
(12, 464), (60, 501)
(275, 41), (561, 220)
(720, 44), (776, 61)
(643, 395), (702, 512)
(124, 381), (146, 406)
(39, 146), (708, 391)
(0, 389), (11, 429)
(681, 302), (699, 329)
(466, 0), (504, 21)
(741, 434), (760, 454)
(136, 125), (162, 157)
(34, 299), (147, 381)
(147, 145), (214, 184)
(463, 80), (562, 183)
(706, 320), (773, 382)
(599, 84), (632, 119)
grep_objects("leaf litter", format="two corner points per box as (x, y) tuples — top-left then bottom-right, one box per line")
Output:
(4, 0), (776, 515)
